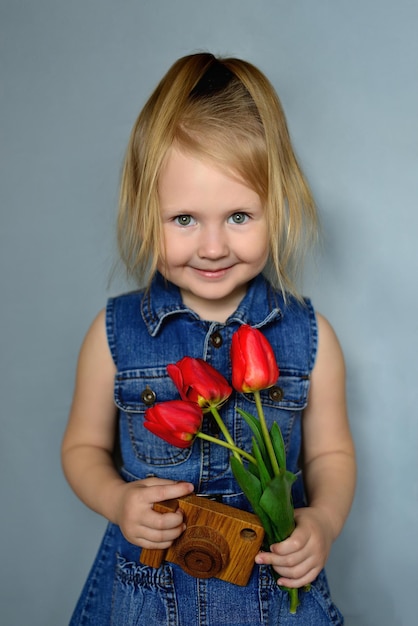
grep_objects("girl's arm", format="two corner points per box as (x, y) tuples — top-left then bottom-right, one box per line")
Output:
(255, 313), (356, 587)
(299, 313), (356, 543)
(61, 310), (194, 548)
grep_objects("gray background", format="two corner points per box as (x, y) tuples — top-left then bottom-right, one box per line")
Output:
(1, 1), (417, 625)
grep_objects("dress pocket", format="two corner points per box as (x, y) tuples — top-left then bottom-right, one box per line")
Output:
(303, 570), (345, 625)
(234, 370), (310, 449)
(111, 556), (179, 626)
(275, 571), (344, 625)
(115, 368), (192, 466)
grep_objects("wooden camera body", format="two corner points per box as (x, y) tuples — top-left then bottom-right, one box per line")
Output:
(140, 494), (264, 586)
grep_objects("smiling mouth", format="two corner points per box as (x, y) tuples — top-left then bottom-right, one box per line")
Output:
(192, 266), (233, 278)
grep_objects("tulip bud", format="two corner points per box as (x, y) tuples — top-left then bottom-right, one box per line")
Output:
(231, 325), (279, 393)
(167, 357), (232, 411)
(144, 400), (203, 448)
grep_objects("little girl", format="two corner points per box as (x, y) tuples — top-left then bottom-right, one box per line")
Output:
(62, 52), (356, 625)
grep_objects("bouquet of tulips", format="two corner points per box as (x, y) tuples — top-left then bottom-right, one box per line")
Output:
(144, 325), (301, 613)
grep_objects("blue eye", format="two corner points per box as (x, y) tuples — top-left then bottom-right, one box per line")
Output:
(175, 215), (196, 226)
(229, 212), (249, 224)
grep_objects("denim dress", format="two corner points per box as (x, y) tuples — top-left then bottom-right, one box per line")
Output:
(69, 273), (344, 625)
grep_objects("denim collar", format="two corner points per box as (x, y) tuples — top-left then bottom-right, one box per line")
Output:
(141, 272), (283, 337)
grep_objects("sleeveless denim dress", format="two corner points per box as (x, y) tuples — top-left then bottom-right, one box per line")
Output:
(69, 273), (344, 625)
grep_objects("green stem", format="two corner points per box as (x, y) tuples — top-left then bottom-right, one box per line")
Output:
(287, 587), (300, 614)
(272, 570), (301, 614)
(254, 390), (280, 477)
(209, 406), (240, 461)
(197, 432), (256, 465)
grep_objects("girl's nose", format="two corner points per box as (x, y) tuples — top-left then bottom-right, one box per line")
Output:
(197, 225), (229, 259)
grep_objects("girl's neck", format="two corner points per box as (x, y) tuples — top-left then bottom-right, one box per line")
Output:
(180, 287), (247, 324)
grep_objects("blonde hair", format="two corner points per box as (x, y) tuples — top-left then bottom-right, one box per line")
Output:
(118, 52), (317, 296)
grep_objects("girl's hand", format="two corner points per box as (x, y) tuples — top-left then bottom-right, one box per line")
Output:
(255, 506), (334, 588)
(114, 478), (194, 549)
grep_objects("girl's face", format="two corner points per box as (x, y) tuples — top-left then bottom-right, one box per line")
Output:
(157, 148), (269, 322)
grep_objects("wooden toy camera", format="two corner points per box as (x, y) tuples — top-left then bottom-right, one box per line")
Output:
(140, 494), (265, 586)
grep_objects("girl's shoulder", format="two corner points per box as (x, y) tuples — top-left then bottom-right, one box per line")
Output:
(70, 309), (117, 416)
(314, 313), (345, 359)
(78, 308), (114, 368)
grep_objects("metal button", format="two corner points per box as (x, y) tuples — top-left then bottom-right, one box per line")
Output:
(210, 331), (223, 348)
(269, 386), (284, 402)
(141, 386), (156, 406)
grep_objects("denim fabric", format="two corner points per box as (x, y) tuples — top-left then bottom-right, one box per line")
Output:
(69, 273), (344, 625)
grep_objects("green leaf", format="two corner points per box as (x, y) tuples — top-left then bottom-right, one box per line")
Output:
(236, 408), (263, 445)
(252, 438), (272, 490)
(270, 422), (286, 471)
(230, 455), (262, 505)
(230, 456), (274, 539)
(248, 460), (260, 479)
(259, 472), (297, 543)
(237, 407), (273, 476)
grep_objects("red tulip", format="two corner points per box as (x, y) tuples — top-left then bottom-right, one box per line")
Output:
(144, 400), (203, 448)
(231, 325), (279, 393)
(167, 357), (232, 411)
